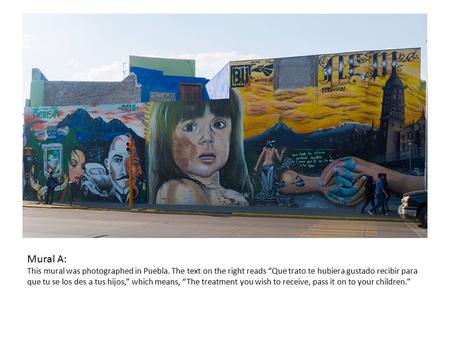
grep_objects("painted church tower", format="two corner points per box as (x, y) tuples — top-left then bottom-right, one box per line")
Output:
(378, 52), (405, 159)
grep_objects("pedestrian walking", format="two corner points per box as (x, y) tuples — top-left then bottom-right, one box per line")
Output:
(382, 173), (391, 212)
(69, 180), (80, 206)
(44, 170), (58, 205)
(361, 175), (375, 214)
(372, 173), (389, 215)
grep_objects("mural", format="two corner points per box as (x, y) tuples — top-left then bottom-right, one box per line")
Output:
(147, 90), (253, 206)
(24, 47), (426, 214)
(230, 48), (426, 209)
(23, 103), (148, 204)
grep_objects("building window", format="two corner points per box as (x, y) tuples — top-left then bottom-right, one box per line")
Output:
(180, 83), (202, 101)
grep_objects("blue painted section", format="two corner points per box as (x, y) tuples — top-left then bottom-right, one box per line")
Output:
(130, 66), (210, 102)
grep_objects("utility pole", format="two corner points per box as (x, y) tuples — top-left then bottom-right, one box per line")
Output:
(123, 62), (127, 79)
(126, 135), (134, 209)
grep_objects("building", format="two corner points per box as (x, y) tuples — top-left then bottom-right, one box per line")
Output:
(378, 52), (406, 161)
(129, 55), (209, 102)
(26, 56), (210, 107)
(23, 47), (427, 213)
(27, 68), (141, 107)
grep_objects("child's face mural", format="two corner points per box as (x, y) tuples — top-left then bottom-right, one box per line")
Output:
(171, 108), (231, 179)
(69, 149), (86, 184)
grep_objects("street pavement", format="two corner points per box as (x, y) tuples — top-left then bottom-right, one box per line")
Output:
(23, 202), (427, 238)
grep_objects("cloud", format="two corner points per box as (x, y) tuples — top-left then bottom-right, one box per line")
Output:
(65, 51), (259, 82)
(178, 51), (260, 79)
(73, 61), (126, 81)
(140, 51), (260, 79)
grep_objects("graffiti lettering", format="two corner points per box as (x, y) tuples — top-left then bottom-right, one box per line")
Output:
(348, 53), (369, 81)
(118, 103), (137, 112)
(291, 150), (332, 170)
(371, 52), (388, 79)
(32, 107), (62, 119)
(320, 53), (369, 85)
(321, 50), (417, 85)
(398, 51), (420, 63)
(46, 125), (57, 139)
(231, 65), (251, 87)
(321, 86), (346, 93)
(56, 127), (69, 136)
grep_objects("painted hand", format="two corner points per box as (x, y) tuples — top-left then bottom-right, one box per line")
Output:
(279, 170), (320, 194)
(320, 157), (378, 187)
(319, 157), (371, 206)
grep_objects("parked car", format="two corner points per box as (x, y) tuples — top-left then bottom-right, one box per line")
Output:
(398, 190), (427, 228)
(80, 163), (114, 199)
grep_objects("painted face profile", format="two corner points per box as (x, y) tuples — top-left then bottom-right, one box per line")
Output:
(105, 135), (130, 193)
(171, 107), (232, 180)
(126, 140), (143, 195)
(69, 149), (86, 184)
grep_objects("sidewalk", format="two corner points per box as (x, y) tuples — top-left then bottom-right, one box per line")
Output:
(23, 196), (405, 222)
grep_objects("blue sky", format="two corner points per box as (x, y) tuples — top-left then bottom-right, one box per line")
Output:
(23, 14), (427, 100)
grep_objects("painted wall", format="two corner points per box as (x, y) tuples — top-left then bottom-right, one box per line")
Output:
(130, 66), (209, 102)
(148, 48), (426, 210)
(24, 48), (427, 214)
(23, 103), (149, 204)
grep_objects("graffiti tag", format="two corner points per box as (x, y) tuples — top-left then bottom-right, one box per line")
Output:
(32, 107), (62, 119)
(231, 65), (251, 87)
(252, 63), (274, 77)
(45, 125), (57, 139)
(320, 50), (419, 87)
(321, 86), (346, 94)
(118, 103), (137, 112)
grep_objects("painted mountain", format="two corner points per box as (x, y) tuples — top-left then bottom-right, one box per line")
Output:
(56, 108), (145, 163)
(56, 108), (142, 143)
(244, 120), (376, 155)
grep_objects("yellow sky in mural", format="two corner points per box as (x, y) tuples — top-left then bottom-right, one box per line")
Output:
(236, 49), (426, 139)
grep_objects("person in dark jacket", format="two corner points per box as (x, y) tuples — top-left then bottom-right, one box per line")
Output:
(382, 173), (391, 212)
(44, 170), (58, 205)
(372, 173), (389, 215)
(361, 175), (375, 214)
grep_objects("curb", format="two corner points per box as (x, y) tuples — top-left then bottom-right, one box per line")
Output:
(23, 203), (405, 222)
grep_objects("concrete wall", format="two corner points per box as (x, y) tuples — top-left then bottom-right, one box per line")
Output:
(28, 68), (141, 107)
(42, 74), (141, 107)
(274, 56), (318, 90)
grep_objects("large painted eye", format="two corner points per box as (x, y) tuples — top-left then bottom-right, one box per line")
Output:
(212, 119), (227, 130)
(182, 122), (197, 132)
